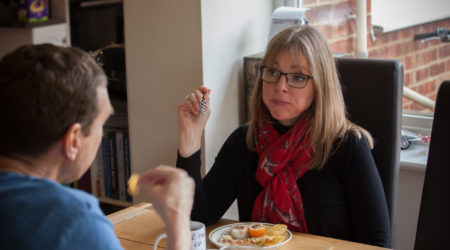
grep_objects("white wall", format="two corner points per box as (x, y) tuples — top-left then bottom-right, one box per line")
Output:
(123, 1), (203, 203)
(123, 1), (272, 206)
(201, 1), (272, 169)
(201, 0), (272, 219)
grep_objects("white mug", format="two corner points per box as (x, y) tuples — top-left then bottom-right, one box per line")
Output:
(153, 221), (206, 250)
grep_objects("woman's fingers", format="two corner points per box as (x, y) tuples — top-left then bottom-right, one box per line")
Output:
(177, 86), (211, 158)
(182, 87), (211, 115)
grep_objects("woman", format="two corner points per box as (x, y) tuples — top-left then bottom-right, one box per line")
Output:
(177, 25), (391, 247)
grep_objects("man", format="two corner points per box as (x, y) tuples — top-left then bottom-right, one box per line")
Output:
(0, 44), (194, 250)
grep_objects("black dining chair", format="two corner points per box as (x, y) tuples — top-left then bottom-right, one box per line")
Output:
(414, 80), (450, 250)
(243, 56), (403, 247)
(336, 57), (403, 247)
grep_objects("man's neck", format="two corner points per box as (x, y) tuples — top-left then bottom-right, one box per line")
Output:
(0, 154), (59, 181)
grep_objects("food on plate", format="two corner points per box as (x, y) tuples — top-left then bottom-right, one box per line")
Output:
(127, 174), (140, 196)
(220, 234), (255, 246)
(230, 225), (249, 239)
(248, 223), (266, 237)
(266, 224), (287, 236)
(253, 234), (286, 246)
(219, 223), (288, 247)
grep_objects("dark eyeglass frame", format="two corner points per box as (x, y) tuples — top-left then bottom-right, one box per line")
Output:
(260, 66), (313, 89)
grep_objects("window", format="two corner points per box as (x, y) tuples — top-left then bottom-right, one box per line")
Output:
(372, 0), (450, 32)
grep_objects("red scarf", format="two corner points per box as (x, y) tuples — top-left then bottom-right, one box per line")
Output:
(251, 118), (312, 232)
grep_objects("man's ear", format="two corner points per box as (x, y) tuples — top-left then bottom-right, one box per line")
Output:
(63, 123), (82, 161)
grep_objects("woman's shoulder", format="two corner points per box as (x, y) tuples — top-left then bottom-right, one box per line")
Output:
(226, 124), (249, 140)
(328, 131), (372, 164)
(234, 123), (249, 133)
(222, 124), (250, 150)
(332, 130), (375, 168)
(318, 130), (375, 176)
(339, 129), (371, 149)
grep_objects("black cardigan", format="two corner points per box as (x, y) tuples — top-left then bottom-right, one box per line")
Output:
(177, 125), (391, 247)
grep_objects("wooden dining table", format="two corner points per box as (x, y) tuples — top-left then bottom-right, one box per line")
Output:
(107, 203), (390, 250)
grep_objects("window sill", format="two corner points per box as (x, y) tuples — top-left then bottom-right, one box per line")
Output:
(400, 143), (428, 172)
(399, 112), (433, 172)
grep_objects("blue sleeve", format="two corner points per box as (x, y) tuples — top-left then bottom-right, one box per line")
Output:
(62, 211), (124, 249)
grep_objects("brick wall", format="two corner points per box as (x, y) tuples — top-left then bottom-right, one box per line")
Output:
(303, 0), (450, 112)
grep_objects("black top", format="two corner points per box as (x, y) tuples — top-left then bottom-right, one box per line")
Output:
(177, 125), (391, 247)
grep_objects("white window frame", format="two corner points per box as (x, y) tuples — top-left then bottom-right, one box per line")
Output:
(371, 0), (450, 33)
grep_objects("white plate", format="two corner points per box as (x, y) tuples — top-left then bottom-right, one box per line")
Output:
(208, 222), (292, 249)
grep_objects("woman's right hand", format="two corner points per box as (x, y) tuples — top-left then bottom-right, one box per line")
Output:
(177, 86), (211, 157)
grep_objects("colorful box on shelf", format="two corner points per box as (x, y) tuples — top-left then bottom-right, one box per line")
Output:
(18, 0), (48, 23)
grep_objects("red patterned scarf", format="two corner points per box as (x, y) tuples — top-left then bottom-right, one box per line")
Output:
(251, 118), (312, 232)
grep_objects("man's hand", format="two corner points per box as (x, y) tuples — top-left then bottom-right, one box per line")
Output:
(138, 166), (195, 250)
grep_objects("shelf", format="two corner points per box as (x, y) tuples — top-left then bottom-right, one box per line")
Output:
(0, 17), (66, 29)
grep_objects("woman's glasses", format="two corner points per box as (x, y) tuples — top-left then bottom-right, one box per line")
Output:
(260, 66), (313, 89)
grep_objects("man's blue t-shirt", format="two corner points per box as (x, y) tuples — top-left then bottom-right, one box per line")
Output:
(0, 172), (123, 250)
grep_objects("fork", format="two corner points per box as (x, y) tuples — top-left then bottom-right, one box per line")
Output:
(199, 94), (208, 115)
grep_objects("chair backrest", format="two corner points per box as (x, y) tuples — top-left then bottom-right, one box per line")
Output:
(414, 80), (450, 250)
(335, 57), (403, 246)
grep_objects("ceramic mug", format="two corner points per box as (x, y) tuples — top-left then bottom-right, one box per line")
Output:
(153, 221), (206, 250)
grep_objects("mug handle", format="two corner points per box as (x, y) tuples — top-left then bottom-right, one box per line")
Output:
(153, 233), (167, 250)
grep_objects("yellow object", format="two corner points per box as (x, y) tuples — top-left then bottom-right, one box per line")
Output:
(266, 224), (287, 236)
(248, 223), (265, 238)
(30, 1), (45, 13)
(127, 174), (140, 196)
(18, 0), (49, 23)
(254, 235), (285, 246)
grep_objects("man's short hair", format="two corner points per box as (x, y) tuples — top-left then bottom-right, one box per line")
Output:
(0, 44), (107, 157)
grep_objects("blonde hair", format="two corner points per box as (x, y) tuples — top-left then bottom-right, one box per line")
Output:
(246, 25), (373, 170)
